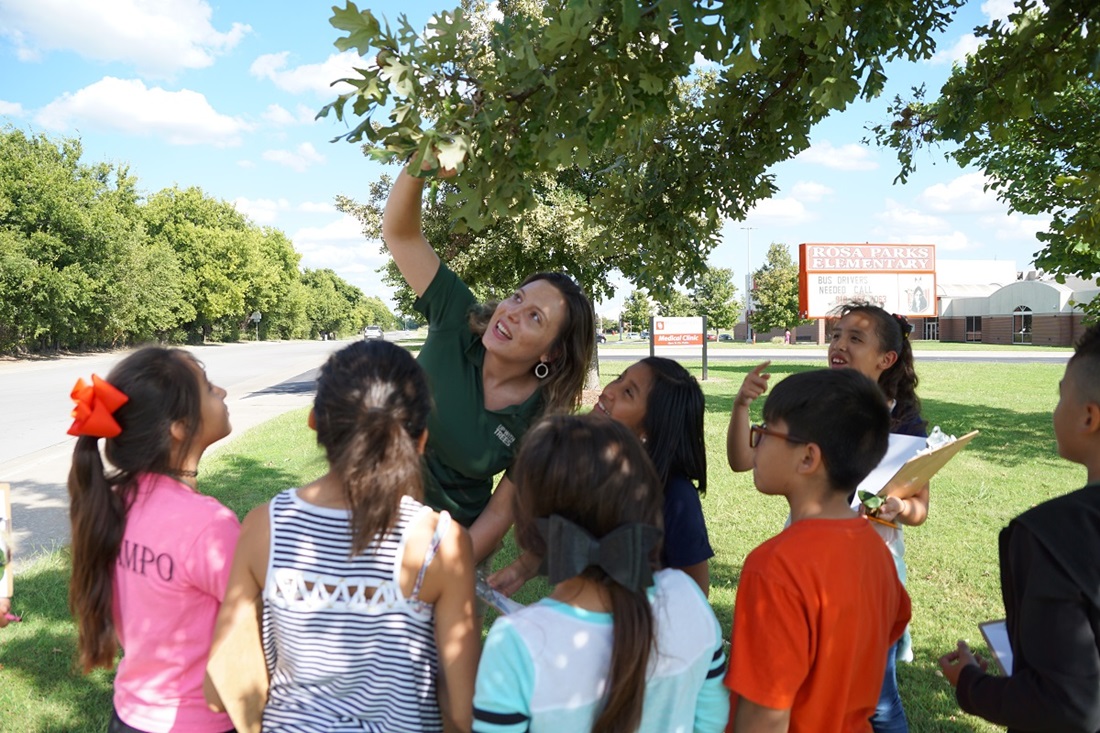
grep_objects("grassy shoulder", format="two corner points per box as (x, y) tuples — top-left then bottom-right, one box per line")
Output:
(2, 361), (1079, 732)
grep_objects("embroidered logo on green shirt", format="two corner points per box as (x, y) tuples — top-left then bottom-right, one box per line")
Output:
(494, 424), (515, 447)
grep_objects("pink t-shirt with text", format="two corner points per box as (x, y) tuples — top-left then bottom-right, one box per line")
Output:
(112, 473), (240, 733)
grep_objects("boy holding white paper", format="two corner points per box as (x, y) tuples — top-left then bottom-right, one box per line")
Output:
(940, 323), (1100, 732)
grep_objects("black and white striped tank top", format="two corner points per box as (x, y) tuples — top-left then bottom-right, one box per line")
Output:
(261, 490), (450, 732)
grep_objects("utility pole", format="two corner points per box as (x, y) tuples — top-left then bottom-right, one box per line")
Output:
(740, 227), (755, 343)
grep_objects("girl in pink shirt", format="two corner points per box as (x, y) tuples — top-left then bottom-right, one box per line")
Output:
(68, 347), (240, 733)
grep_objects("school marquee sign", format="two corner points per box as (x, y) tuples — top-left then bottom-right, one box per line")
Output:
(798, 243), (937, 319)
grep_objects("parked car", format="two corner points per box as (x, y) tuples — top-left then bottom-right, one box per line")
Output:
(640, 330), (649, 339)
(706, 333), (718, 341)
(718, 333), (734, 342)
(596, 332), (607, 343)
(363, 325), (385, 340)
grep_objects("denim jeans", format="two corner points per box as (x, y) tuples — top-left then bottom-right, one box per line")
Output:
(870, 640), (909, 733)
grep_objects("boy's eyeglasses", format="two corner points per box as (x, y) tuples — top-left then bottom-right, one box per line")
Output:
(749, 424), (809, 448)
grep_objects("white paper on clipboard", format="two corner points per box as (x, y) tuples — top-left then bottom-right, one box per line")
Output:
(851, 434), (927, 508)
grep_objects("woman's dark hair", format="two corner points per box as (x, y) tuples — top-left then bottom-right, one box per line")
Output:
(638, 357), (707, 494)
(833, 302), (925, 432)
(512, 414), (662, 733)
(468, 272), (595, 413)
(312, 339), (432, 555)
(763, 369), (890, 492)
(68, 347), (205, 672)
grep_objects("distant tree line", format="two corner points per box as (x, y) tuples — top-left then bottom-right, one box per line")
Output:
(0, 128), (394, 353)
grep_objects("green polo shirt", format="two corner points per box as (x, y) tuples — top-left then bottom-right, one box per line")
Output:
(413, 265), (545, 526)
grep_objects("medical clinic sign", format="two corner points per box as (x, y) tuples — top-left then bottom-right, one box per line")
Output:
(652, 316), (704, 345)
(798, 243), (937, 318)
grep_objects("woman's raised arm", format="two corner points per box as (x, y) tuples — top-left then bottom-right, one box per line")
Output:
(381, 168), (443, 297)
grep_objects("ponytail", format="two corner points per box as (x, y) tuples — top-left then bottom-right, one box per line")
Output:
(879, 331), (925, 432)
(312, 340), (432, 556)
(66, 347), (206, 673)
(338, 407), (423, 555)
(69, 437), (135, 671)
(593, 581), (654, 733)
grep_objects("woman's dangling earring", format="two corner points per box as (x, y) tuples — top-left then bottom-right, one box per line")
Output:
(534, 361), (550, 379)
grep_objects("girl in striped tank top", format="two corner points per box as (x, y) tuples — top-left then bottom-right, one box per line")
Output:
(207, 340), (479, 732)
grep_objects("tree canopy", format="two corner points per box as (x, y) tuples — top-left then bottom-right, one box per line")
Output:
(691, 267), (741, 333)
(322, 0), (959, 293)
(750, 243), (808, 334)
(655, 288), (697, 318)
(335, 172), (612, 312)
(870, 1), (1100, 317)
(0, 127), (391, 352)
(620, 289), (653, 334)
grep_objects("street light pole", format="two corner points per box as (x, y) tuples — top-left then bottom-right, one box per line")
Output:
(740, 227), (755, 343)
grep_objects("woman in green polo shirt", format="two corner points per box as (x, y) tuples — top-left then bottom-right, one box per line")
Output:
(381, 166), (595, 564)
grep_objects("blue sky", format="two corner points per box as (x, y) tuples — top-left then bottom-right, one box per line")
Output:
(0, 0), (1047, 318)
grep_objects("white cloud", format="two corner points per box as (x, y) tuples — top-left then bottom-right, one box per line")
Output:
(693, 52), (717, 69)
(982, 0), (1020, 23)
(0, 0), (250, 78)
(35, 77), (253, 146)
(298, 201), (335, 214)
(790, 181), (833, 202)
(0, 100), (25, 116)
(262, 142), (325, 172)
(262, 103), (322, 127)
(796, 141), (878, 171)
(295, 104), (321, 124)
(922, 232), (973, 252)
(930, 34), (983, 64)
(233, 197), (289, 225)
(237, 159), (255, 169)
(931, 0), (1037, 65)
(875, 198), (951, 232)
(871, 200), (974, 252)
(292, 215), (392, 299)
(984, 212), (1051, 242)
(744, 196), (813, 226)
(261, 104), (297, 126)
(249, 51), (360, 97)
(918, 172), (1003, 214)
(294, 215), (365, 246)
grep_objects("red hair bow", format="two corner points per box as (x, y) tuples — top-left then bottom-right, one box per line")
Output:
(68, 375), (129, 438)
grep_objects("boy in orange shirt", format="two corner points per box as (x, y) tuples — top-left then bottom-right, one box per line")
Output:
(726, 368), (911, 733)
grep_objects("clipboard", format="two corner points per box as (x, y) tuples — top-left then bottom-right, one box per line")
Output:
(206, 594), (268, 733)
(979, 618), (1013, 676)
(880, 430), (979, 499)
(1, 483), (12, 598)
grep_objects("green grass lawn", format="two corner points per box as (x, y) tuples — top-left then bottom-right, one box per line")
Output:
(1, 360), (1080, 732)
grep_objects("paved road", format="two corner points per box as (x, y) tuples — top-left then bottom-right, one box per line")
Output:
(597, 345), (1073, 364)
(0, 338), (1071, 560)
(0, 338), (350, 559)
